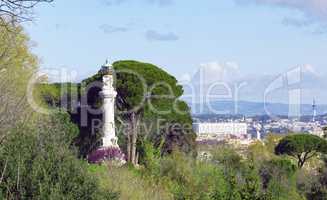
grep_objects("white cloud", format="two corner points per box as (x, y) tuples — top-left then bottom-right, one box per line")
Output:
(235, 0), (327, 32)
(194, 61), (241, 84)
(182, 62), (327, 104)
(179, 73), (192, 82)
(302, 64), (319, 76)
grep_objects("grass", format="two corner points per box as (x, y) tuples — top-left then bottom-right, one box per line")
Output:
(88, 164), (173, 200)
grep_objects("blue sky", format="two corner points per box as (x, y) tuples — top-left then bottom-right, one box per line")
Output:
(25, 0), (327, 83)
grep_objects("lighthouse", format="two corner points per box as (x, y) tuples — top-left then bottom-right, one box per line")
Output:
(87, 60), (126, 164)
(100, 60), (118, 148)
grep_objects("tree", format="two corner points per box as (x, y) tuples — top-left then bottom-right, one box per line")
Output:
(115, 61), (195, 164)
(81, 60), (196, 165)
(264, 133), (285, 154)
(0, 19), (38, 145)
(0, 0), (52, 24)
(275, 134), (327, 168)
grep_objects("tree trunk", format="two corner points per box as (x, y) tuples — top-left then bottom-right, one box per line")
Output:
(131, 112), (138, 165)
(126, 127), (132, 163)
(297, 154), (305, 168)
(125, 112), (139, 165)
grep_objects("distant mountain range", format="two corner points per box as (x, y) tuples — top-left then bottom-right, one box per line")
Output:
(180, 64), (327, 109)
(187, 100), (327, 117)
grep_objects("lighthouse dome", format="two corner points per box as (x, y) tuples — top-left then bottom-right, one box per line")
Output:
(99, 59), (113, 75)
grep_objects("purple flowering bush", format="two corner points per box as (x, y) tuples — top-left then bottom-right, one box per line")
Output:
(88, 147), (126, 164)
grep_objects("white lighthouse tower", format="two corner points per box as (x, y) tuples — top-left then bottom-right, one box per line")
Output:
(100, 60), (118, 148)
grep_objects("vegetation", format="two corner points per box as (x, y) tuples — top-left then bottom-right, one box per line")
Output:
(75, 60), (196, 165)
(0, 19), (117, 199)
(0, 113), (118, 199)
(0, 20), (38, 142)
(91, 142), (310, 200)
(0, 3), (327, 199)
(88, 164), (172, 200)
(275, 134), (327, 168)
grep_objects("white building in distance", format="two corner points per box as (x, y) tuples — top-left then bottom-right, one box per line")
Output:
(193, 122), (248, 141)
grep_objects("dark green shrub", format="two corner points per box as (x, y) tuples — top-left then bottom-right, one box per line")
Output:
(259, 158), (302, 200)
(260, 158), (297, 189)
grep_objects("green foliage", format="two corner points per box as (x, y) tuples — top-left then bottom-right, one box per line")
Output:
(113, 60), (183, 110)
(239, 165), (261, 200)
(0, 21), (38, 75)
(264, 178), (304, 200)
(36, 83), (61, 107)
(141, 140), (162, 176)
(141, 148), (253, 200)
(113, 60), (196, 155)
(79, 60), (196, 159)
(264, 134), (285, 154)
(211, 146), (243, 171)
(136, 144), (310, 200)
(0, 113), (117, 200)
(275, 134), (327, 168)
(276, 134), (327, 156)
(36, 83), (80, 111)
(1, 18), (323, 200)
(0, 20), (118, 200)
(88, 164), (172, 200)
(40, 140), (314, 200)
(260, 158), (297, 187)
(298, 157), (327, 200)
(0, 20), (39, 136)
(259, 158), (298, 199)
(158, 152), (227, 200)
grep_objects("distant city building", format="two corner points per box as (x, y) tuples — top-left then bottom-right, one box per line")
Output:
(310, 126), (324, 137)
(193, 122), (248, 141)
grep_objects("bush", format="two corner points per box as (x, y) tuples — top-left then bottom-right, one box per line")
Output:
(0, 113), (118, 200)
(298, 156), (327, 200)
(145, 152), (230, 200)
(259, 158), (302, 200)
(211, 146), (243, 171)
(88, 164), (172, 200)
(260, 158), (297, 189)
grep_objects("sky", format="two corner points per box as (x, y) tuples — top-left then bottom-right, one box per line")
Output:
(25, 0), (327, 78)
(24, 0), (327, 104)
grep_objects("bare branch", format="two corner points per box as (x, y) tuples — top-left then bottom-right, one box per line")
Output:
(0, 0), (53, 23)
